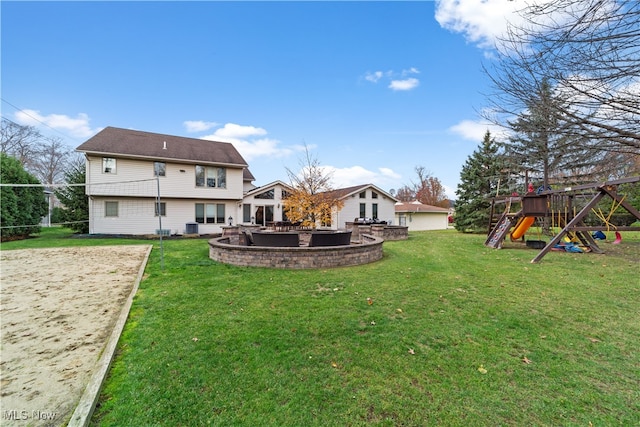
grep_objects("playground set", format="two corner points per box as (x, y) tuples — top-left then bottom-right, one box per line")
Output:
(484, 176), (640, 263)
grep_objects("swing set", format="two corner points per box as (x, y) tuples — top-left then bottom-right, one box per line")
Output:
(485, 176), (640, 263)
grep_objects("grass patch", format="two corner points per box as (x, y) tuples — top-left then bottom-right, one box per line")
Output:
(4, 228), (639, 425)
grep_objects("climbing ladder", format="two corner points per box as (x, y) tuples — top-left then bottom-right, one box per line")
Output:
(485, 211), (520, 249)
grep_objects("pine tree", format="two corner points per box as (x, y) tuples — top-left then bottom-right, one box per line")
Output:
(455, 131), (508, 233)
(54, 158), (89, 233)
(503, 79), (601, 187)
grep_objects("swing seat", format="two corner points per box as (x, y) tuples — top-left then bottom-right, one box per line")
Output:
(592, 231), (606, 240)
(612, 231), (622, 245)
(526, 240), (546, 249)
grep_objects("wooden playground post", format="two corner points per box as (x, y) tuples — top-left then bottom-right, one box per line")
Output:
(530, 177), (640, 263)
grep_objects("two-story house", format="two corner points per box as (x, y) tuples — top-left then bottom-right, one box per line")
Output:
(76, 127), (252, 235)
(77, 127), (400, 235)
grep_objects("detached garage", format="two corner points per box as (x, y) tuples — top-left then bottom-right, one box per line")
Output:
(395, 201), (449, 231)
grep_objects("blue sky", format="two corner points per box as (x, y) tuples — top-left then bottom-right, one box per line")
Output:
(1, 1), (526, 199)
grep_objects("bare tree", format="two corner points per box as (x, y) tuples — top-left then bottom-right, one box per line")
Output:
(284, 145), (344, 228)
(484, 0), (640, 155)
(394, 185), (414, 202)
(394, 167), (448, 206)
(31, 136), (71, 184)
(411, 166), (448, 207)
(1, 118), (42, 167)
(1, 118), (73, 184)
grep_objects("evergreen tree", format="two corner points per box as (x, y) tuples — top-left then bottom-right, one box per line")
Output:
(54, 158), (89, 233)
(0, 153), (48, 240)
(455, 131), (508, 233)
(504, 79), (599, 188)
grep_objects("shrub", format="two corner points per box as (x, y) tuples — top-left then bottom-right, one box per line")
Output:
(0, 153), (48, 241)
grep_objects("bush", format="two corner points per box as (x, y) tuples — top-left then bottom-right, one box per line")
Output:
(0, 153), (48, 241)
(50, 206), (66, 224)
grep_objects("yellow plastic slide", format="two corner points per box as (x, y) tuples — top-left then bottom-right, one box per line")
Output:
(510, 216), (535, 240)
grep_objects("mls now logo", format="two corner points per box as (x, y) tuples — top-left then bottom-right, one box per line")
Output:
(3, 410), (57, 421)
(3, 410), (28, 420)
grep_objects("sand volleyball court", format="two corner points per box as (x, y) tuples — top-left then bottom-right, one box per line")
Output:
(1, 245), (151, 426)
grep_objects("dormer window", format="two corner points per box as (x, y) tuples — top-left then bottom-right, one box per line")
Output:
(103, 158), (116, 174)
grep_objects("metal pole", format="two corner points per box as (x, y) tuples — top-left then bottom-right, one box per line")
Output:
(156, 176), (164, 270)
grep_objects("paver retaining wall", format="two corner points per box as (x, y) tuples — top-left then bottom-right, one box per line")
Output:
(208, 234), (384, 269)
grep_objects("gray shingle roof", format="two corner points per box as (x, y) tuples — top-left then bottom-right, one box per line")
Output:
(76, 126), (248, 167)
(394, 201), (449, 213)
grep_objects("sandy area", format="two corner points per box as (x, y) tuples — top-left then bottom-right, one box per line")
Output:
(1, 245), (151, 426)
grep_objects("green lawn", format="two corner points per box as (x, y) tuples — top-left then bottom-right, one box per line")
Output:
(3, 228), (639, 426)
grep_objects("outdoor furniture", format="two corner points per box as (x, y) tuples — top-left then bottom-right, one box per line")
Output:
(251, 231), (300, 247)
(308, 231), (352, 247)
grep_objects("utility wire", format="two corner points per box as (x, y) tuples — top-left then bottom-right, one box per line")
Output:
(1, 98), (86, 143)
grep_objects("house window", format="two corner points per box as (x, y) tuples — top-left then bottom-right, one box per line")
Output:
(195, 166), (226, 188)
(359, 191), (366, 199)
(265, 205), (274, 223)
(255, 189), (274, 199)
(372, 203), (378, 219)
(195, 204), (204, 223)
(103, 158), (116, 174)
(243, 204), (251, 223)
(359, 203), (366, 218)
(195, 203), (225, 224)
(105, 201), (118, 217)
(154, 162), (166, 177)
(206, 204), (216, 223)
(155, 202), (166, 216)
(372, 192), (378, 199)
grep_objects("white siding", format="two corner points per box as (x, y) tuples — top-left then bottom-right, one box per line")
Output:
(334, 188), (397, 229)
(86, 156), (244, 200)
(395, 212), (449, 231)
(89, 197), (238, 235)
(85, 155), (245, 235)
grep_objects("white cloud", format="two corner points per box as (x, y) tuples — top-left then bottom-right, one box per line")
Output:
(363, 69), (420, 91)
(322, 165), (402, 190)
(449, 118), (508, 141)
(389, 78), (420, 91)
(435, 0), (570, 51)
(402, 67), (420, 76)
(379, 167), (402, 180)
(329, 165), (378, 187)
(201, 123), (292, 161)
(435, 0), (522, 48)
(364, 71), (384, 83)
(183, 120), (218, 132)
(14, 109), (99, 138)
(215, 123), (267, 139)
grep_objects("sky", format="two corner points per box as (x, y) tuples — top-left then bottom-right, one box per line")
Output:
(1, 0), (528, 199)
